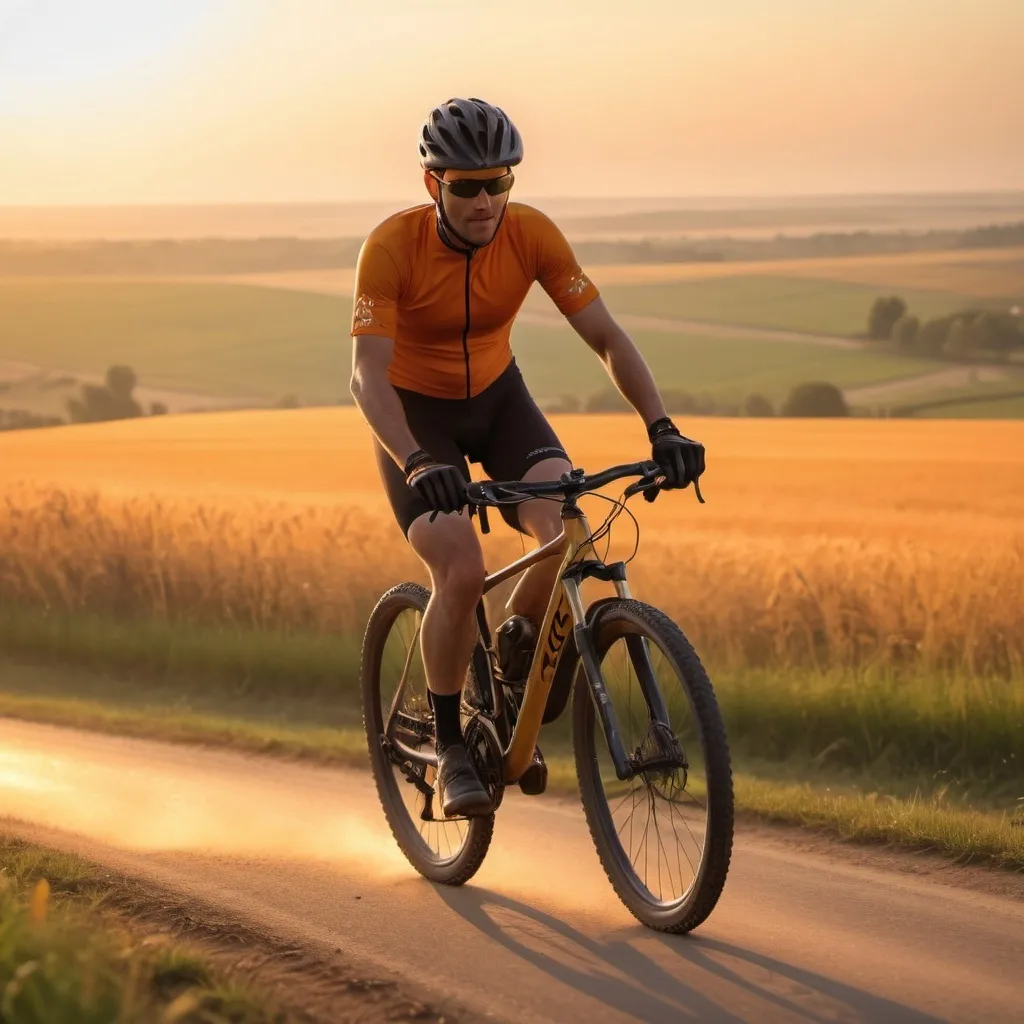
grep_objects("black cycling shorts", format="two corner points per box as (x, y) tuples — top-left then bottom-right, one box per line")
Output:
(374, 359), (570, 537)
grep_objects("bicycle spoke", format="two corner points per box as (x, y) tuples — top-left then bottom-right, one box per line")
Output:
(663, 786), (694, 888)
(614, 786), (643, 842)
(377, 600), (476, 867)
(592, 623), (715, 909)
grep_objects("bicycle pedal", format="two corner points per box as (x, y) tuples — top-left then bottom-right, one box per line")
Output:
(517, 749), (548, 796)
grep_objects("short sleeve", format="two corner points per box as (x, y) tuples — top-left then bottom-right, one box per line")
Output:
(351, 236), (401, 338)
(531, 212), (600, 317)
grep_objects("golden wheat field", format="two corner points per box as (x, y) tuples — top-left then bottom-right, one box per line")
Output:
(1, 410), (1022, 674)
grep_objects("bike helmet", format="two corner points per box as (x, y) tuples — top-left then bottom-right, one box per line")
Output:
(418, 97), (524, 171)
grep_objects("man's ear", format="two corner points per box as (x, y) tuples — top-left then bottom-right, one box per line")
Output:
(423, 170), (440, 202)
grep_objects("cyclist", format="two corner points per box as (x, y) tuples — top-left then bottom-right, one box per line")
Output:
(350, 97), (705, 818)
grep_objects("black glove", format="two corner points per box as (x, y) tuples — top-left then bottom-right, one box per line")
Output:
(647, 417), (705, 489)
(404, 449), (467, 515)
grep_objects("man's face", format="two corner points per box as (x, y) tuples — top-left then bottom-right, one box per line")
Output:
(433, 167), (512, 246)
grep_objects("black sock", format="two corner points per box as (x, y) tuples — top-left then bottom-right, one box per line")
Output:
(431, 691), (463, 753)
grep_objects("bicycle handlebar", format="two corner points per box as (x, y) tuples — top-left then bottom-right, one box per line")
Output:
(465, 460), (663, 508)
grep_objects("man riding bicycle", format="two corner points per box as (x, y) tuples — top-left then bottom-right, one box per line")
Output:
(350, 97), (705, 819)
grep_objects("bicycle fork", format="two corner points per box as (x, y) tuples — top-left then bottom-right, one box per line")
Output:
(563, 570), (688, 783)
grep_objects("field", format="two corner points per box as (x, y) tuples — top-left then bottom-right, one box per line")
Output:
(1, 410), (1022, 736)
(2, 251), (1022, 414)
(0, 409), (1021, 864)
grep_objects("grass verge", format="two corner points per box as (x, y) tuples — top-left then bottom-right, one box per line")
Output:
(1, 607), (1020, 792)
(1, 686), (1020, 873)
(0, 835), (291, 1023)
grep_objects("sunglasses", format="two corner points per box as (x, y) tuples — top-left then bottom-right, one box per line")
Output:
(433, 171), (515, 199)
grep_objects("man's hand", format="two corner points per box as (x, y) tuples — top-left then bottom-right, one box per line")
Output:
(404, 450), (467, 514)
(647, 417), (705, 489)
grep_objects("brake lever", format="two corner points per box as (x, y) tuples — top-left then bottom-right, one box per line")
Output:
(641, 478), (705, 504)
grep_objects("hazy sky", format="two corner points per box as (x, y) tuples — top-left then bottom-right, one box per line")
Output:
(1, 0), (1022, 204)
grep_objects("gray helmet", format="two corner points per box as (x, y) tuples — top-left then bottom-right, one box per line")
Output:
(418, 97), (523, 171)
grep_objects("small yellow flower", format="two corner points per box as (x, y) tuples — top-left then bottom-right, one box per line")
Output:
(29, 878), (49, 924)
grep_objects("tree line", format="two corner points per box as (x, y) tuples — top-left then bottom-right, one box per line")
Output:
(867, 296), (1024, 358)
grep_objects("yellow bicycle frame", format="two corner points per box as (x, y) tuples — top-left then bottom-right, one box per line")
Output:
(481, 504), (625, 783)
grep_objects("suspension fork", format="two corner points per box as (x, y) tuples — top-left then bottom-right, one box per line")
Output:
(562, 563), (683, 780)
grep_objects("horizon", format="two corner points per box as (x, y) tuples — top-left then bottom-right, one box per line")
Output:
(4, 187), (1024, 210)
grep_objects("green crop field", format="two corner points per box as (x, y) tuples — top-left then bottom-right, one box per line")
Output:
(510, 321), (939, 406)
(910, 393), (1024, 418)
(1, 278), (945, 410)
(592, 276), (1015, 337)
(0, 279), (349, 404)
(0, 276), (1019, 414)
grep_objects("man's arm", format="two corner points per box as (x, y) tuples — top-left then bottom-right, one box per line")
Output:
(350, 335), (420, 468)
(566, 297), (667, 427)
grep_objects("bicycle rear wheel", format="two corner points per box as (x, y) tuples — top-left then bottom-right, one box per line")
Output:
(573, 599), (733, 933)
(361, 581), (493, 885)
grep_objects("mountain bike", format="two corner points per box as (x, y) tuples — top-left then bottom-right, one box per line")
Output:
(360, 460), (734, 933)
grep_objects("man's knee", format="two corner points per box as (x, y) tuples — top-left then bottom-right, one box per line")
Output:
(408, 515), (485, 608)
(434, 557), (485, 610)
(518, 457), (571, 543)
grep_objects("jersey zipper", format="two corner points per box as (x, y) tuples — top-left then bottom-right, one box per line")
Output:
(461, 250), (474, 399)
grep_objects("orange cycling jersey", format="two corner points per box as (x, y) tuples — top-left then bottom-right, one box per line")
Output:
(350, 202), (600, 399)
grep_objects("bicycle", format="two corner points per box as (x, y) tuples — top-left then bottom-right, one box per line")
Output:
(360, 459), (734, 933)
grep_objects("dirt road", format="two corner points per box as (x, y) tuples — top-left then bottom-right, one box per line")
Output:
(0, 719), (1020, 1023)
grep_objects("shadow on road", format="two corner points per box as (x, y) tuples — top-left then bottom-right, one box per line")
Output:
(432, 884), (945, 1023)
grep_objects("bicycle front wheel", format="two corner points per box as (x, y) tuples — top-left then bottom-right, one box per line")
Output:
(573, 599), (734, 933)
(361, 581), (493, 885)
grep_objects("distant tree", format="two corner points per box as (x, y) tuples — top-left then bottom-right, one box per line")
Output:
(149, 401), (169, 416)
(105, 365), (136, 400)
(891, 314), (920, 349)
(868, 296), (908, 340)
(66, 364), (143, 423)
(743, 393), (775, 417)
(972, 311), (1024, 353)
(0, 408), (64, 432)
(917, 317), (952, 357)
(944, 318), (972, 358)
(781, 382), (849, 417)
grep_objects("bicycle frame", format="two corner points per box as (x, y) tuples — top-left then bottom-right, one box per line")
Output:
(385, 471), (682, 788)
(481, 503), (620, 781)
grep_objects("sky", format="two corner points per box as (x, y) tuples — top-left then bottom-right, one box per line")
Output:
(1, 0), (1022, 204)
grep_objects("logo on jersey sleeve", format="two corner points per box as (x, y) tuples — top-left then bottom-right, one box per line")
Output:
(565, 269), (592, 297)
(353, 294), (376, 328)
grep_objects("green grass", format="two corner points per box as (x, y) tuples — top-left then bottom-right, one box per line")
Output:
(0, 835), (291, 1023)
(1, 606), (1020, 796)
(0, 603), (362, 700)
(596, 277), (1014, 337)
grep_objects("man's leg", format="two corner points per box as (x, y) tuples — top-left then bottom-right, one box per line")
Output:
(406, 510), (492, 817)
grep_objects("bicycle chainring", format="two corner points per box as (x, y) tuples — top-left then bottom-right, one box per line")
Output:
(463, 713), (506, 812)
